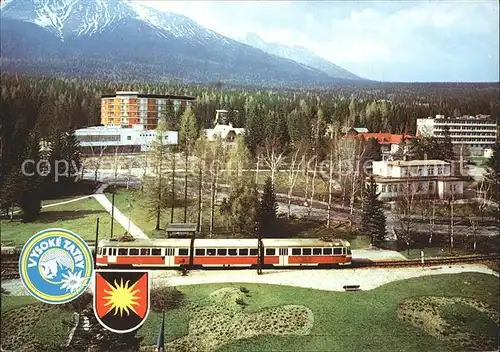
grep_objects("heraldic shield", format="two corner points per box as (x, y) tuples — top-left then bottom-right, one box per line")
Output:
(94, 270), (150, 333)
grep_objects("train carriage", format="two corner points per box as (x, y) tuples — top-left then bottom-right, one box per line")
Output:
(96, 238), (351, 269)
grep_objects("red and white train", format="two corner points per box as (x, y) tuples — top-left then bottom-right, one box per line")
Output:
(96, 238), (352, 268)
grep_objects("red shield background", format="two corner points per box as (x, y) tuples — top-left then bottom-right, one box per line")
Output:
(93, 270), (149, 333)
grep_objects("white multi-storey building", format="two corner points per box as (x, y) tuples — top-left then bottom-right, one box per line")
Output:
(416, 114), (497, 156)
(370, 159), (465, 200)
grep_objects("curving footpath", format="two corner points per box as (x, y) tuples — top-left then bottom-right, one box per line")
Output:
(91, 183), (148, 239)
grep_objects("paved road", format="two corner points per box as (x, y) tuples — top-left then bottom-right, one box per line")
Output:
(92, 183), (148, 239)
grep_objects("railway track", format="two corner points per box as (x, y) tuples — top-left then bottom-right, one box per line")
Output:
(1, 254), (497, 281)
(350, 254), (499, 269)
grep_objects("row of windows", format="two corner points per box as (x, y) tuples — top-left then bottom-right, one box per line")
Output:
(436, 132), (496, 136)
(380, 182), (434, 193)
(380, 183), (458, 193)
(77, 135), (121, 142)
(99, 247), (350, 257)
(402, 169), (445, 176)
(435, 121), (496, 125)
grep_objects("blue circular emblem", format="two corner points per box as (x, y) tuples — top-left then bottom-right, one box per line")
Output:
(19, 228), (94, 304)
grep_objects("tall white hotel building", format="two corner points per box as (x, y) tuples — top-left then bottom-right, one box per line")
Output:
(416, 114), (498, 156)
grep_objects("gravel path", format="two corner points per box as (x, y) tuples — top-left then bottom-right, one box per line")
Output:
(3, 264), (496, 296)
(149, 264), (499, 292)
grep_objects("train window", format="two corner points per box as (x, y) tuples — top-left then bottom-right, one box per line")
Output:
(207, 248), (216, 256)
(313, 248), (322, 255)
(195, 248), (205, 256)
(342, 248), (346, 255)
(291, 248), (301, 255)
(249, 249), (258, 256)
(347, 247), (352, 255)
(279, 248), (287, 255)
(323, 248), (332, 255)
(239, 249), (249, 256)
(140, 248), (150, 256)
(129, 248), (139, 256)
(333, 248), (342, 255)
(179, 248), (189, 256)
(151, 248), (162, 256)
(97, 247), (102, 255)
(217, 249), (227, 256)
(228, 249), (237, 256)
(118, 248), (128, 256)
(265, 248), (275, 256)
(302, 248), (312, 255)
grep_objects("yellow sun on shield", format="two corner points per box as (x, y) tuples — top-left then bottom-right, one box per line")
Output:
(103, 278), (141, 317)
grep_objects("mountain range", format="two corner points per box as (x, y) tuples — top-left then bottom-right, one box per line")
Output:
(0, 0), (366, 86)
(241, 33), (363, 81)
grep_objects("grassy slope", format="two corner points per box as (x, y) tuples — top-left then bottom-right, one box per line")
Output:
(136, 272), (498, 351)
(1, 295), (37, 313)
(0, 197), (125, 246)
(2, 273), (497, 351)
(1, 296), (73, 352)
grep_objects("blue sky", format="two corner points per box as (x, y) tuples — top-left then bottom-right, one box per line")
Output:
(138, 1), (499, 82)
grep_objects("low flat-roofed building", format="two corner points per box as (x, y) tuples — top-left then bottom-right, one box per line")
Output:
(75, 125), (178, 154)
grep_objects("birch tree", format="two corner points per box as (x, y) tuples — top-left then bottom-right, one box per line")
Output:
(307, 153), (319, 217)
(394, 175), (417, 254)
(144, 118), (169, 230)
(421, 199), (437, 246)
(326, 135), (335, 228)
(208, 137), (224, 237)
(228, 135), (251, 180)
(286, 141), (305, 218)
(262, 137), (286, 185)
(193, 132), (209, 232)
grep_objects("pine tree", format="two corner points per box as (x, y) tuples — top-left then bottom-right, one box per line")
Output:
(61, 128), (82, 183)
(144, 117), (170, 230)
(485, 140), (500, 205)
(361, 176), (387, 246)
(392, 138), (408, 160)
(179, 107), (198, 150)
(440, 125), (455, 160)
(19, 132), (43, 222)
(257, 177), (278, 238)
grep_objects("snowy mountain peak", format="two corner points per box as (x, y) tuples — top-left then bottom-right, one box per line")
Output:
(0, 0), (218, 41)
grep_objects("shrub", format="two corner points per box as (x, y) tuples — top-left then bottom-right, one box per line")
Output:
(150, 286), (184, 312)
(63, 291), (93, 312)
(239, 286), (249, 294)
(235, 298), (247, 306)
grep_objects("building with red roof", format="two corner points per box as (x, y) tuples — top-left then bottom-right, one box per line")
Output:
(343, 128), (416, 159)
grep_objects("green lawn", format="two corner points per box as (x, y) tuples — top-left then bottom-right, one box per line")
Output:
(0, 197), (125, 246)
(0, 294), (37, 313)
(399, 247), (471, 259)
(137, 272), (498, 351)
(2, 272), (498, 351)
(1, 296), (73, 352)
(105, 188), (205, 238)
